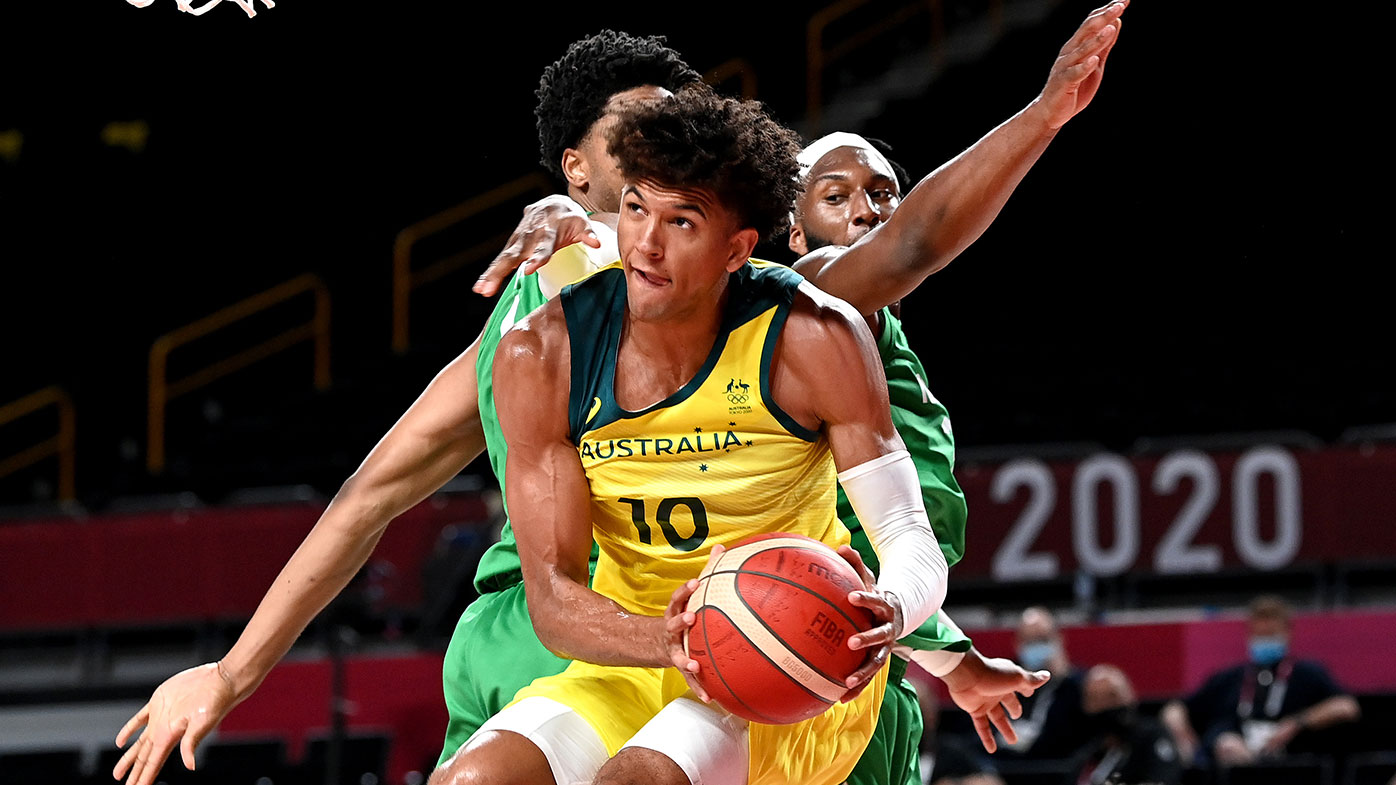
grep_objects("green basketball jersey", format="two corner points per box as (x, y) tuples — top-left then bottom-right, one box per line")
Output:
(471, 241), (614, 592)
(472, 264), (551, 592)
(840, 308), (970, 652)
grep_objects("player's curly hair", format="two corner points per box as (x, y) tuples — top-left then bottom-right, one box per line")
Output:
(607, 87), (804, 241)
(535, 30), (702, 180)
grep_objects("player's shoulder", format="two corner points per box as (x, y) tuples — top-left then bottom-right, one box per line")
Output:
(786, 277), (871, 345)
(494, 296), (569, 374)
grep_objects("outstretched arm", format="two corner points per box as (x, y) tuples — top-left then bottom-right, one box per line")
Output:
(493, 305), (673, 667)
(794, 0), (1128, 316)
(113, 334), (490, 785)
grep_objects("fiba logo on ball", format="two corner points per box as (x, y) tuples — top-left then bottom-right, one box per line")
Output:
(684, 533), (875, 725)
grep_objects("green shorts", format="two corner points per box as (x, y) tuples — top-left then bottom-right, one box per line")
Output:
(847, 658), (922, 785)
(437, 583), (571, 766)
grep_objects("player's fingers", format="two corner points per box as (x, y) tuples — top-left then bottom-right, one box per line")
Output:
(844, 644), (890, 691)
(836, 545), (875, 589)
(113, 737), (141, 780)
(1062, 22), (1115, 73)
(474, 240), (527, 296)
(1096, 17), (1123, 70)
(972, 713), (998, 754)
(1002, 691), (1024, 720)
(1020, 669), (1051, 696)
(847, 590), (894, 623)
(137, 731), (180, 785)
(1059, 0), (1118, 57)
(681, 668), (711, 703)
(847, 620), (895, 651)
(125, 738), (150, 785)
(988, 704), (1018, 746)
(116, 704), (150, 747)
(181, 712), (217, 771)
(520, 230), (558, 275)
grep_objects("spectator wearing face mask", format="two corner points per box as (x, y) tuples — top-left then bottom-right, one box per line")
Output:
(997, 606), (1092, 761)
(1160, 595), (1361, 769)
(1070, 665), (1183, 785)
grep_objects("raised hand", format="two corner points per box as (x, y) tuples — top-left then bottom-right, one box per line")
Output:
(112, 662), (241, 785)
(1037, 0), (1128, 130)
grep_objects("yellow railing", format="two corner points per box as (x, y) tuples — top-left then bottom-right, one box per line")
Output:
(705, 57), (759, 99)
(392, 172), (554, 353)
(806, 0), (1004, 135)
(147, 273), (331, 473)
(0, 386), (75, 501)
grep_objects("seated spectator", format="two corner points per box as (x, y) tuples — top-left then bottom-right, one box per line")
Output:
(915, 677), (1005, 785)
(1160, 595), (1362, 769)
(997, 606), (1092, 761)
(1070, 664), (1183, 785)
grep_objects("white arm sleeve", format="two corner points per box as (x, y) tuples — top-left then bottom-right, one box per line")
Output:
(838, 449), (949, 638)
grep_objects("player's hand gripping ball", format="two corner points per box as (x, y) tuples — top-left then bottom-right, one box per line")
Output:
(683, 533), (876, 724)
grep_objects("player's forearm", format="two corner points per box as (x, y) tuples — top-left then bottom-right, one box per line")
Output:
(218, 493), (390, 699)
(528, 571), (670, 667)
(881, 100), (1057, 280)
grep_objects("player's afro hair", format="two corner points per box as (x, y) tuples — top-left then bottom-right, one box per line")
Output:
(535, 30), (703, 180)
(607, 87), (804, 242)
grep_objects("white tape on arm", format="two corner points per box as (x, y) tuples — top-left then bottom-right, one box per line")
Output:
(838, 450), (948, 637)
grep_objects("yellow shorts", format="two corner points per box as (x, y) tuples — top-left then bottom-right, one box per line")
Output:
(511, 659), (889, 785)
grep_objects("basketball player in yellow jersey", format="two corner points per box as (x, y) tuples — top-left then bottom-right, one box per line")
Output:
(431, 88), (950, 785)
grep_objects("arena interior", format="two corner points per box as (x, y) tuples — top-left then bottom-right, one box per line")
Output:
(1, 2), (1390, 785)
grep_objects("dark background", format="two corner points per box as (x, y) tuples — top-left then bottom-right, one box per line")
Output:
(1, 0), (1387, 509)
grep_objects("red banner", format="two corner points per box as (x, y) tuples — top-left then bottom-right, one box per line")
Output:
(0, 494), (489, 631)
(952, 443), (1396, 581)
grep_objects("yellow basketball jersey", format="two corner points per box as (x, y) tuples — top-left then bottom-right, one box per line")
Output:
(560, 261), (849, 616)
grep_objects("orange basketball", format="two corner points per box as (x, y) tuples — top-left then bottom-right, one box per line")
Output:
(683, 533), (876, 724)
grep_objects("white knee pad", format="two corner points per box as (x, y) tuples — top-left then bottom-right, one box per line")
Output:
(469, 696), (609, 785)
(621, 697), (750, 785)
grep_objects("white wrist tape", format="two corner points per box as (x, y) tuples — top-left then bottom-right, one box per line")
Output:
(838, 450), (948, 638)
(896, 645), (966, 678)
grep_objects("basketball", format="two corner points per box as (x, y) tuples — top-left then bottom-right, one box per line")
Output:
(683, 533), (876, 724)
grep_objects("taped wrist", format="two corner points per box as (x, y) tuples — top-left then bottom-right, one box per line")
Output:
(838, 450), (948, 637)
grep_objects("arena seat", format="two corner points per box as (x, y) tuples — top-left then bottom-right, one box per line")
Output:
(300, 731), (391, 785)
(0, 749), (85, 785)
(1343, 752), (1396, 785)
(1218, 755), (1336, 785)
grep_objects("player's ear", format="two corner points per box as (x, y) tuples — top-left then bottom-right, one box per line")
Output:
(787, 221), (809, 256)
(561, 148), (589, 190)
(727, 227), (760, 272)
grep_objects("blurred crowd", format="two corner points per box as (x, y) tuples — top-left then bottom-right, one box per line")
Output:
(916, 596), (1368, 785)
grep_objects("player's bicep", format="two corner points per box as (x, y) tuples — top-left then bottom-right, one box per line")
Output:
(492, 320), (593, 588)
(780, 289), (905, 471)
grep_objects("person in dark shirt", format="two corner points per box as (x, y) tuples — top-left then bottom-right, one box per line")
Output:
(1161, 596), (1361, 768)
(1070, 665), (1182, 785)
(998, 606), (1092, 761)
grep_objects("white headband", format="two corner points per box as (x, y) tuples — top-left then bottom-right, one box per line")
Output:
(796, 132), (893, 180)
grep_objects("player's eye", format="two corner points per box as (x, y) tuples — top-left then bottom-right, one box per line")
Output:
(871, 190), (894, 200)
(823, 193), (847, 204)
(673, 216), (694, 228)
